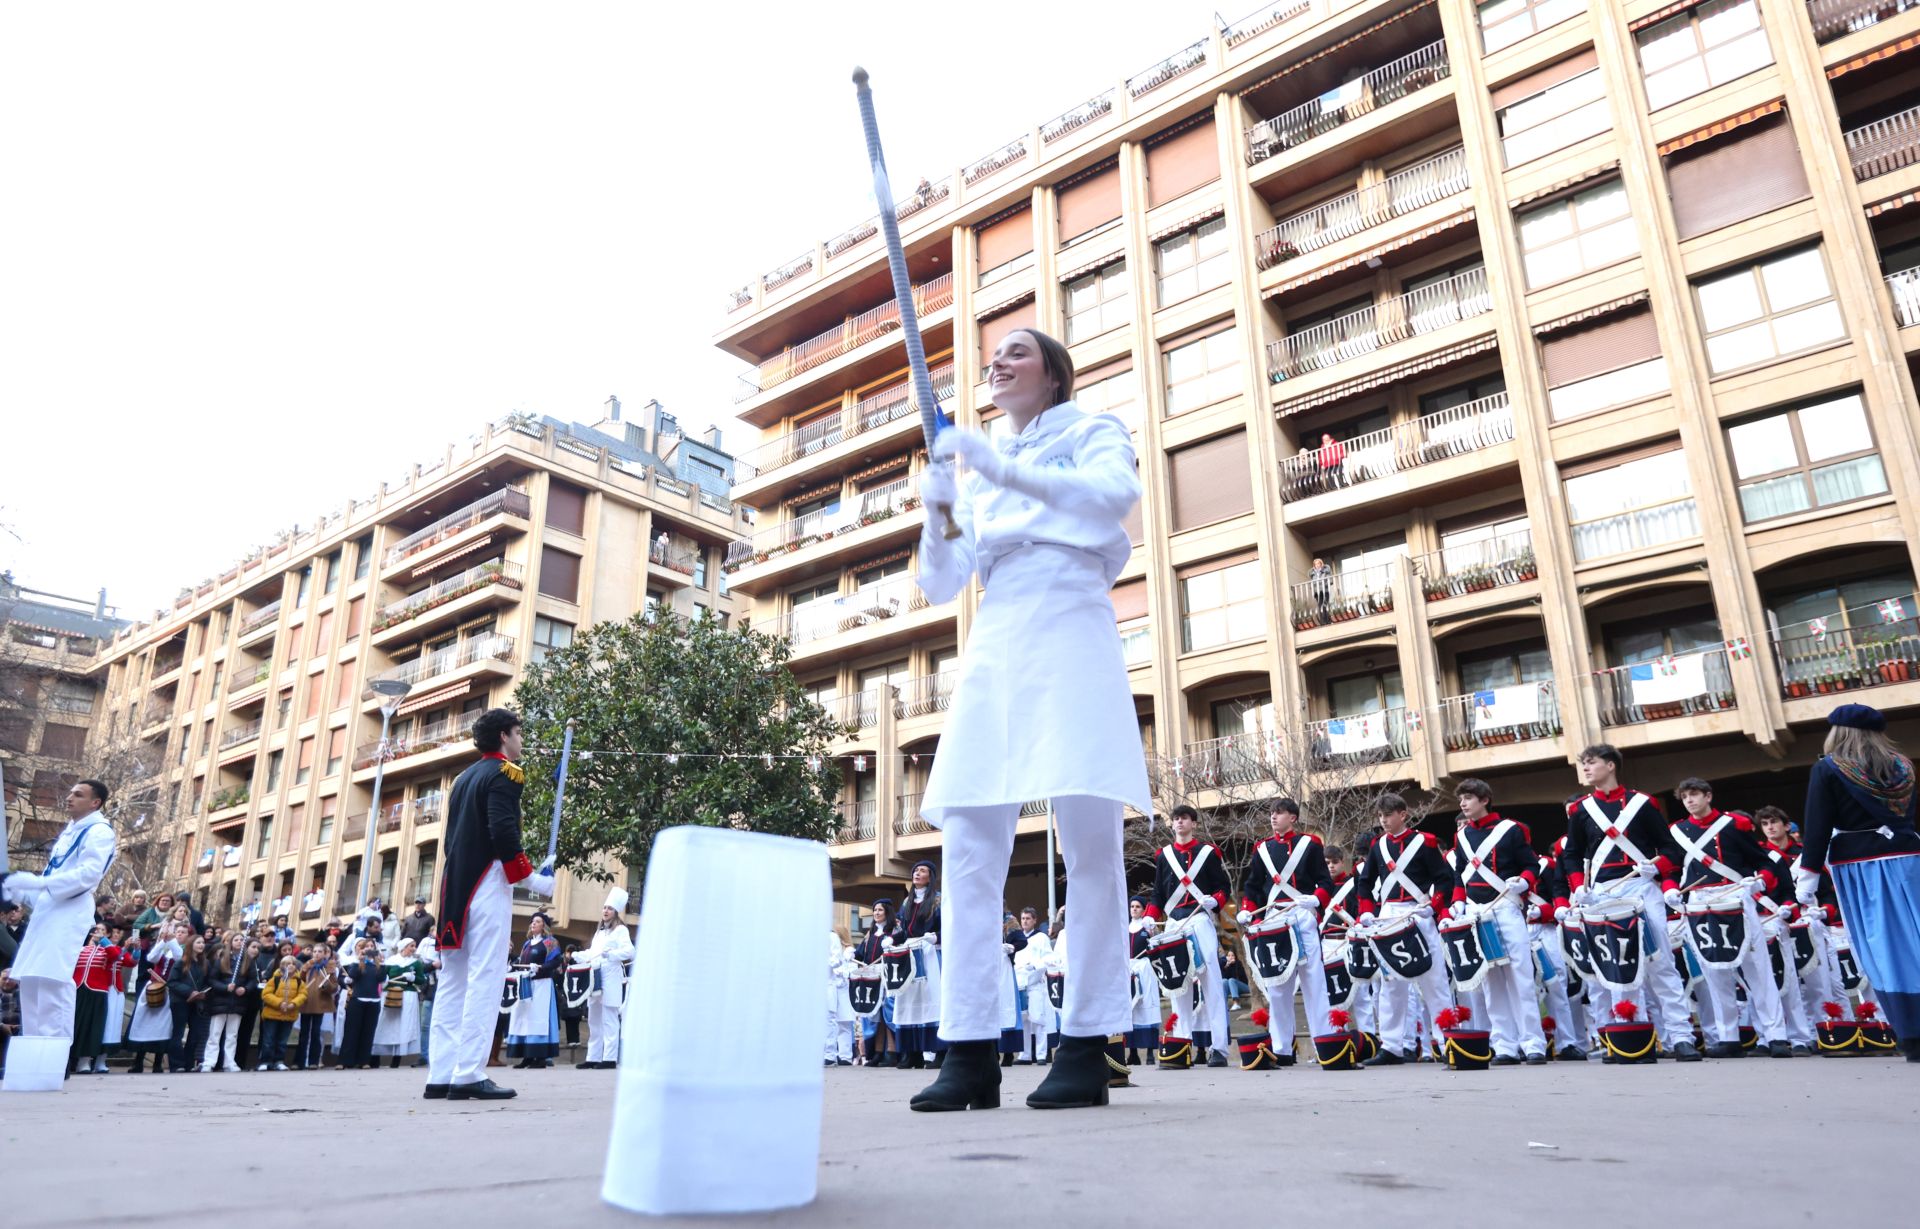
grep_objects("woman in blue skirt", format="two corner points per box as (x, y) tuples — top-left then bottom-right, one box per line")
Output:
(1800, 703), (1920, 1060)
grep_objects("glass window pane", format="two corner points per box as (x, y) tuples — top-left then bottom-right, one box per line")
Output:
(1760, 249), (1830, 312)
(1574, 181), (1630, 226)
(1811, 454), (1888, 505)
(1519, 201), (1574, 250)
(1738, 474), (1812, 521)
(1706, 320), (1777, 372)
(1772, 300), (1845, 352)
(1330, 676), (1382, 715)
(1696, 268), (1762, 331)
(1639, 20), (1699, 74)
(1800, 394), (1871, 461)
(1698, 0), (1760, 45)
(1727, 414), (1800, 478)
(1223, 561), (1263, 601)
(1459, 656), (1512, 693)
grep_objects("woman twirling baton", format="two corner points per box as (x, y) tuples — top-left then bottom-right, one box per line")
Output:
(908, 327), (1150, 1112)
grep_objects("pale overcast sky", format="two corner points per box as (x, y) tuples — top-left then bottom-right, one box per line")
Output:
(2, 0), (1226, 616)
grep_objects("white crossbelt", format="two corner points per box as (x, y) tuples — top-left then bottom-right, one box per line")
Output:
(1327, 878), (1359, 925)
(1670, 816), (1743, 888)
(1377, 833), (1430, 907)
(1454, 819), (1517, 897)
(1161, 844), (1216, 914)
(1257, 836), (1315, 910)
(1582, 794), (1653, 881)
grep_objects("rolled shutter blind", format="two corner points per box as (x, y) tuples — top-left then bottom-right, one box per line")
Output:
(977, 206), (1034, 272)
(1110, 579), (1149, 622)
(1665, 115), (1810, 241)
(978, 300), (1038, 363)
(1490, 48), (1599, 110)
(1058, 162), (1122, 242)
(1540, 306), (1661, 387)
(1168, 432), (1253, 531)
(1175, 549), (1260, 580)
(1145, 118), (1220, 208)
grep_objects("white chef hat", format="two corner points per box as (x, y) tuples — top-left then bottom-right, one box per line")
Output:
(605, 886), (630, 915)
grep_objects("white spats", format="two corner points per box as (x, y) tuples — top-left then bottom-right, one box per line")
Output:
(601, 826), (829, 1216)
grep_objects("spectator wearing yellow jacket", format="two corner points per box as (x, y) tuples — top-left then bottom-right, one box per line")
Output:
(258, 957), (307, 1071)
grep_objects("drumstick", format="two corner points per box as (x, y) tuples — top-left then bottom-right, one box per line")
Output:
(850, 67), (962, 541)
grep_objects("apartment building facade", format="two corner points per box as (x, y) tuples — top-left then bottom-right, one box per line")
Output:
(91, 407), (746, 939)
(717, 0), (1920, 897)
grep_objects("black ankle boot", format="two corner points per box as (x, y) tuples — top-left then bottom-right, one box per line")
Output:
(909, 1040), (1000, 1112)
(932, 1050), (947, 1069)
(1027, 1035), (1112, 1109)
(1903, 1037), (1920, 1063)
(1000, 1051), (1015, 1068)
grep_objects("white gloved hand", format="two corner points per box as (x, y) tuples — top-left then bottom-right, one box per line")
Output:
(881, 937), (897, 952)
(1571, 886), (1592, 907)
(520, 872), (555, 898)
(1503, 876), (1530, 897)
(1526, 904), (1542, 923)
(3, 872), (45, 900)
(1792, 865), (1822, 899)
(931, 427), (1005, 484)
(1199, 897), (1219, 913)
(1235, 910), (1253, 927)
(1634, 861), (1661, 881)
(1357, 912), (1376, 927)
(1300, 897), (1321, 915)
(1448, 901), (1468, 919)
(1663, 888), (1685, 912)
(919, 464), (958, 512)
(924, 932), (938, 946)
(1002, 942), (1015, 956)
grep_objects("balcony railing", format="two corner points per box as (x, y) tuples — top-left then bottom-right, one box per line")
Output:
(342, 812), (368, 843)
(219, 717), (263, 750)
(1223, 1), (1310, 45)
(735, 274), (954, 402)
(1290, 561), (1396, 630)
(237, 600), (281, 638)
(227, 660), (273, 693)
(1041, 89), (1116, 143)
(826, 217), (879, 260)
(726, 284), (753, 313)
(1807, 0), (1920, 41)
(726, 480), (921, 569)
(734, 364), (954, 482)
(782, 576), (933, 647)
(832, 687), (887, 733)
(763, 250), (815, 292)
(142, 700), (175, 728)
(1570, 497), (1700, 563)
(1437, 681), (1562, 752)
(352, 708), (483, 771)
(1271, 267), (1491, 380)
(895, 792), (933, 837)
(366, 633), (514, 698)
(1245, 41), (1451, 165)
(897, 176), (952, 221)
(1596, 649), (1737, 726)
(1776, 604), (1920, 698)
(372, 559), (523, 633)
(648, 539), (699, 574)
(1127, 38), (1208, 99)
(151, 653), (185, 678)
(1182, 731), (1280, 788)
(964, 138), (1027, 186)
(1890, 266), (1920, 329)
(1414, 530), (1537, 601)
(894, 671), (957, 719)
(1278, 392), (1513, 502)
(1304, 708), (1413, 765)
(1256, 147), (1469, 271)
(1844, 103), (1920, 180)
(851, 799), (879, 841)
(382, 487), (531, 568)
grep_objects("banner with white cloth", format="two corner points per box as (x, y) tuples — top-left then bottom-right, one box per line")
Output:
(1628, 655), (1707, 706)
(1326, 713), (1389, 753)
(1472, 684), (1540, 731)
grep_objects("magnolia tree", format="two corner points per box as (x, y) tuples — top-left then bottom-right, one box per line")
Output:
(512, 610), (843, 897)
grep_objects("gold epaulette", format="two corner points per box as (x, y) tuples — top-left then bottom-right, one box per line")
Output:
(500, 761), (526, 784)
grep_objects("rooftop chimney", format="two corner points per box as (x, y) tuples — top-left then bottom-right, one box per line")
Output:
(97, 587), (108, 619)
(705, 425), (724, 450)
(605, 394), (622, 422)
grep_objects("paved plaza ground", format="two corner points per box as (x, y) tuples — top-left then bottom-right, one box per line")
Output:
(3, 1055), (1912, 1227)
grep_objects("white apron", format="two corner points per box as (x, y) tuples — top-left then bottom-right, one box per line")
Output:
(922, 545), (1150, 823)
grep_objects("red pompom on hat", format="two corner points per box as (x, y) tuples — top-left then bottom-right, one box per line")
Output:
(1541, 1016), (1557, 1032)
(1328, 1009), (1352, 1030)
(1435, 1008), (1459, 1030)
(1250, 1008), (1270, 1028)
(1453, 1004), (1471, 1023)
(1612, 1001), (1639, 1022)
(1164, 1012), (1179, 1030)
(1822, 1001), (1846, 1020)
(1859, 1002), (1879, 1020)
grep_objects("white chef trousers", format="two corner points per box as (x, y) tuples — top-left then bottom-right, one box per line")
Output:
(1373, 905), (1452, 1055)
(825, 1017), (854, 1062)
(1257, 907), (1331, 1053)
(588, 993), (623, 1063)
(1689, 892), (1785, 1044)
(428, 863), (512, 1087)
(1021, 982), (1053, 1060)
(1585, 878), (1695, 1046)
(938, 796), (1129, 1040)
(1346, 977), (1378, 1035)
(1459, 902), (1547, 1058)
(18, 976), (75, 1041)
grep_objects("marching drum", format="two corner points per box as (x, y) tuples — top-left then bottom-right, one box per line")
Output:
(1438, 913), (1500, 992)
(1045, 971), (1066, 1012)
(848, 964), (887, 1018)
(1359, 913), (1435, 982)
(1147, 919), (1199, 993)
(1787, 917), (1819, 976)
(1580, 894), (1649, 992)
(1683, 884), (1751, 970)
(882, 946), (917, 992)
(1242, 908), (1301, 984)
(1833, 927), (1864, 993)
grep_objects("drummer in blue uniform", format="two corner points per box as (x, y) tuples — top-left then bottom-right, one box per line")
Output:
(888, 860), (942, 1071)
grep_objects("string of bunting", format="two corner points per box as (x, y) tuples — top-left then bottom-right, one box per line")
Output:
(524, 746), (933, 773)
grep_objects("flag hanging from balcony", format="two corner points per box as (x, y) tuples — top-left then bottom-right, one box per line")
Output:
(1629, 656), (1707, 707)
(807, 755), (822, 772)
(1326, 714), (1388, 754)
(1406, 709), (1422, 731)
(1472, 685), (1539, 732)
(1724, 637), (1752, 661)
(1808, 617), (1829, 640)
(853, 755), (868, 773)
(1878, 599), (1907, 624)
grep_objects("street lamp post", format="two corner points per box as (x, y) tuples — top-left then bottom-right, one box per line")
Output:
(358, 678), (413, 912)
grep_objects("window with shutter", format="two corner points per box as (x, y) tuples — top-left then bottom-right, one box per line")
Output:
(1664, 114), (1808, 241)
(1168, 432), (1253, 531)
(1145, 118), (1219, 207)
(546, 481), (587, 535)
(539, 546), (583, 602)
(1058, 161), (1122, 244)
(977, 206), (1034, 278)
(1540, 306), (1670, 419)
(1495, 51), (1608, 166)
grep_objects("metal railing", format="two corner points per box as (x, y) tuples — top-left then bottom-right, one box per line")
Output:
(726, 284), (753, 313)
(1279, 393), (1513, 502)
(141, 700), (175, 728)
(832, 687), (887, 732)
(826, 216), (879, 259)
(734, 363), (953, 481)
(1182, 731), (1280, 788)
(1255, 147), (1468, 270)
(227, 660), (273, 693)
(894, 671), (957, 719)
(1041, 89), (1116, 143)
(382, 487), (531, 568)
(1290, 561), (1396, 630)
(1222, 1), (1310, 45)
(365, 633), (514, 697)
(1437, 681), (1561, 752)
(648, 539), (699, 574)
(896, 176), (952, 221)
(1596, 648), (1736, 726)
(1245, 41), (1450, 165)
(1776, 607), (1920, 697)
(237, 600), (282, 637)
(1807, 0), (1920, 41)
(851, 799), (879, 841)
(964, 138), (1027, 186)
(726, 479), (920, 568)
(342, 813), (368, 843)
(151, 652), (185, 678)
(1413, 530), (1536, 601)
(1844, 103), (1920, 180)
(782, 577), (932, 647)
(352, 708), (482, 771)
(371, 560), (523, 632)
(1303, 708), (1413, 764)
(763, 250), (815, 292)
(219, 717), (262, 750)
(1270, 267), (1491, 380)
(735, 274), (953, 402)
(895, 792), (933, 837)
(1890, 266), (1920, 329)
(1570, 497), (1700, 562)
(1127, 38), (1208, 99)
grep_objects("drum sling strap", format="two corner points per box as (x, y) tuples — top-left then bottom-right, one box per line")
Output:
(1454, 820), (1517, 899)
(1161, 844), (1216, 915)
(1670, 816), (1742, 889)
(1327, 878), (1359, 926)
(1258, 837), (1315, 911)
(1582, 794), (1653, 884)
(1378, 834), (1430, 908)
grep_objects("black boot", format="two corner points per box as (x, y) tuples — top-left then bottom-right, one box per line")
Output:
(1902, 1037), (1920, 1064)
(932, 1050), (947, 1070)
(1026, 1035), (1112, 1109)
(909, 1040), (1000, 1112)
(1000, 1051), (1014, 1068)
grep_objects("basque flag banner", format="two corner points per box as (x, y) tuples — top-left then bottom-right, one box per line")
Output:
(1629, 655), (1707, 706)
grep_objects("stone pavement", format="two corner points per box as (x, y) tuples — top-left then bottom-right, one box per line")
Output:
(3, 1055), (1912, 1228)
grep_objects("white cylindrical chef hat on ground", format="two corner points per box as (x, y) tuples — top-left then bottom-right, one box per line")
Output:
(601, 826), (827, 1216)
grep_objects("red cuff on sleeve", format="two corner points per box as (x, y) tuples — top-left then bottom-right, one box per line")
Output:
(1522, 870), (1538, 891)
(1450, 887), (1467, 906)
(1567, 872), (1586, 890)
(1655, 855), (1677, 878)
(1759, 868), (1779, 894)
(1661, 878), (1679, 895)
(1144, 904), (1163, 921)
(1240, 897), (1257, 914)
(1314, 887), (1331, 909)
(502, 852), (535, 884)
(1357, 898), (1376, 917)
(1211, 892), (1227, 910)
(1540, 902), (1560, 924)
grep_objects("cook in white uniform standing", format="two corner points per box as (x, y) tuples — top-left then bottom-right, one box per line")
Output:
(579, 888), (634, 1069)
(2, 778), (116, 1092)
(906, 327), (1150, 1113)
